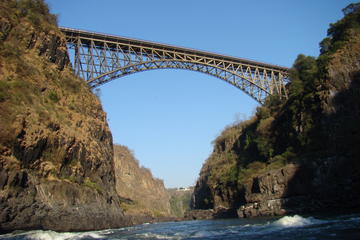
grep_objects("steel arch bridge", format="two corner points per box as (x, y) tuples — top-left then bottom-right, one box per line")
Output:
(60, 27), (289, 104)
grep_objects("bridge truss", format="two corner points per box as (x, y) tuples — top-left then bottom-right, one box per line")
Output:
(60, 27), (289, 104)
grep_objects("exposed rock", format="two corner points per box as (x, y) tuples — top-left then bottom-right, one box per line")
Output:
(241, 164), (311, 203)
(184, 209), (214, 220)
(113, 145), (171, 218)
(236, 164), (310, 218)
(237, 199), (287, 218)
(0, 0), (129, 232)
(194, 157), (360, 219)
(168, 187), (193, 217)
(0, 174), (132, 232)
(184, 206), (236, 220)
(237, 157), (360, 218)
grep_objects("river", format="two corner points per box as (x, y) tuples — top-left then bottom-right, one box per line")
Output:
(1, 214), (359, 240)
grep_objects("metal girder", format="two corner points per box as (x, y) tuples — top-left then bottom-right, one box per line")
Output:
(60, 27), (289, 104)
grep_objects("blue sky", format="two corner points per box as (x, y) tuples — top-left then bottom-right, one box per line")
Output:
(47, 0), (354, 188)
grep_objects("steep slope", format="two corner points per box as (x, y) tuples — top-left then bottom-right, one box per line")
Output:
(192, 4), (360, 218)
(0, 0), (129, 232)
(114, 145), (171, 218)
(168, 187), (193, 218)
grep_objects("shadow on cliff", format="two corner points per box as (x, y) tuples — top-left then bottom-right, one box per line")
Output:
(282, 72), (360, 214)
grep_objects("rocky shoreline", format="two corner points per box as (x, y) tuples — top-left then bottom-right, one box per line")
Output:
(190, 158), (360, 221)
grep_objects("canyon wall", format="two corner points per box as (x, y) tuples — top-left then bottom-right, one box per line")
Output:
(192, 5), (360, 218)
(0, 0), (130, 232)
(114, 145), (171, 218)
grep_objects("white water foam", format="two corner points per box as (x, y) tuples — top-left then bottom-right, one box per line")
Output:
(349, 216), (360, 221)
(26, 230), (104, 240)
(271, 215), (322, 228)
(191, 230), (224, 238)
(134, 232), (181, 239)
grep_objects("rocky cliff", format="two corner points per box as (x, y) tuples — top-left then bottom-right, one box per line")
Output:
(192, 4), (360, 218)
(168, 187), (193, 218)
(114, 145), (171, 218)
(0, 0), (130, 232)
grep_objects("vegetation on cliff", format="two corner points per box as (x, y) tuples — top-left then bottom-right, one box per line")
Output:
(0, 0), (130, 232)
(0, 0), (111, 181)
(193, 4), (360, 212)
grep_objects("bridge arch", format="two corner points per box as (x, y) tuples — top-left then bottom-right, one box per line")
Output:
(89, 59), (271, 103)
(61, 27), (289, 104)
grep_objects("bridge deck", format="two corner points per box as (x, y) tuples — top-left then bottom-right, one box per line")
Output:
(60, 27), (289, 72)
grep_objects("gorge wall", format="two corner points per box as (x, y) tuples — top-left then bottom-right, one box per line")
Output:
(0, 0), (176, 232)
(192, 4), (360, 218)
(0, 0), (131, 232)
(167, 187), (193, 218)
(113, 145), (171, 219)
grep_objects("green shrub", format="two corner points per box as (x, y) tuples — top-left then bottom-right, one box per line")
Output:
(84, 177), (103, 193)
(48, 91), (59, 103)
(238, 161), (266, 183)
(17, 0), (58, 27)
(0, 81), (11, 102)
(219, 165), (238, 185)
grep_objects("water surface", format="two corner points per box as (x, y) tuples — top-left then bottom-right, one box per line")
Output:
(1, 214), (360, 240)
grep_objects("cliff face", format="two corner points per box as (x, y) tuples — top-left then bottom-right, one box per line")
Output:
(168, 187), (193, 217)
(236, 157), (360, 218)
(0, 0), (130, 232)
(192, 6), (360, 218)
(113, 145), (171, 218)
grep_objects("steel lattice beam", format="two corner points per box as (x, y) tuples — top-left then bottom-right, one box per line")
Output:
(60, 27), (289, 104)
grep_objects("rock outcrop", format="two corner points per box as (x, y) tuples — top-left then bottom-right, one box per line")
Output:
(237, 158), (360, 218)
(191, 5), (360, 219)
(114, 145), (171, 218)
(184, 209), (214, 220)
(193, 129), (360, 219)
(0, 0), (130, 232)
